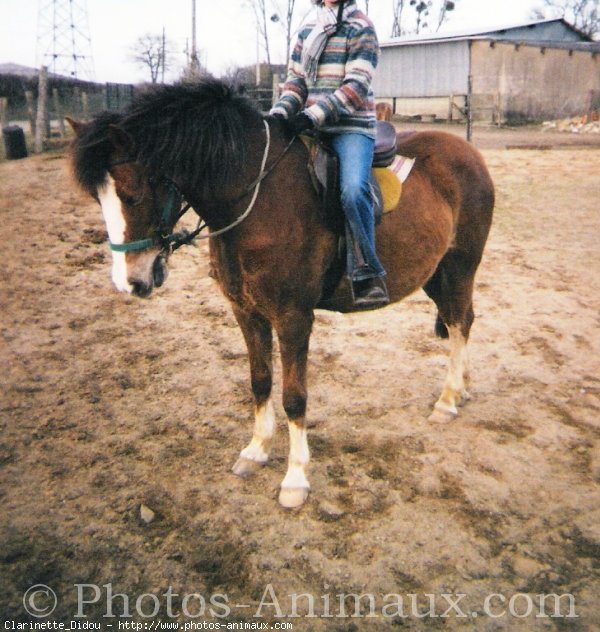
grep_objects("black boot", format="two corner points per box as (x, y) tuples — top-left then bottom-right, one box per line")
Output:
(353, 277), (389, 309)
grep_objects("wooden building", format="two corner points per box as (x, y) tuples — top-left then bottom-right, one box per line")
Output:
(373, 19), (600, 124)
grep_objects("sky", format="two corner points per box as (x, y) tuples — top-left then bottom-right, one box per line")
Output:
(0, 0), (544, 84)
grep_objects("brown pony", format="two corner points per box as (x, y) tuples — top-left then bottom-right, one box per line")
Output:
(68, 80), (494, 508)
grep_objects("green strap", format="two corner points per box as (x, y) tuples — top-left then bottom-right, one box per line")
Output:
(109, 238), (154, 253)
(110, 187), (178, 253)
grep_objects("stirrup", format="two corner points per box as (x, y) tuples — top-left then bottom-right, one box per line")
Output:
(351, 277), (389, 309)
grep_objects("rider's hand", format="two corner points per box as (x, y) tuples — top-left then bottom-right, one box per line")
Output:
(287, 112), (315, 135)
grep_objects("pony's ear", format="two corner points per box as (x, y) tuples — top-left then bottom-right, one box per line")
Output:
(107, 124), (134, 155)
(65, 116), (84, 136)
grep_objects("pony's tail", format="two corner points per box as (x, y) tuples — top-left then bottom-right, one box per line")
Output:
(435, 313), (449, 339)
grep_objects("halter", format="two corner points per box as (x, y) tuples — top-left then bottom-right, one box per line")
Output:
(108, 180), (187, 253)
(108, 119), (288, 254)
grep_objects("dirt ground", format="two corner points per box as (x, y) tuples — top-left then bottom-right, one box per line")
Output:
(1, 124), (600, 629)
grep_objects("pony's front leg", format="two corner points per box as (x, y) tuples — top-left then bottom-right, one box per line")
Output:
(231, 309), (276, 478)
(276, 313), (313, 509)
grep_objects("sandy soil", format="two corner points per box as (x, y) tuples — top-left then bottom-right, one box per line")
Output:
(1, 127), (600, 629)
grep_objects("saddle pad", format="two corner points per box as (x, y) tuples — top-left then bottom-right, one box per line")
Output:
(375, 154), (416, 213)
(374, 167), (401, 213)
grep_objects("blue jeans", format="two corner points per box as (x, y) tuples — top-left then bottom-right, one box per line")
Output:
(329, 133), (386, 281)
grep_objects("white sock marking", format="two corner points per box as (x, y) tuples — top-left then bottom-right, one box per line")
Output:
(239, 398), (276, 463)
(281, 423), (310, 490)
(434, 324), (469, 415)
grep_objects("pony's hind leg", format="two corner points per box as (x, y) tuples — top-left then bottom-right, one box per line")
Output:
(275, 311), (313, 509)
(429, 322), (472, 423)
(424, 253), (476, 423)
(231, 309), (276, 478)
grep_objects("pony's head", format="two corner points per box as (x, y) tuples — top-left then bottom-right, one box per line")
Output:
(68, 114), (171, 297)
(68, 79), (262, 298)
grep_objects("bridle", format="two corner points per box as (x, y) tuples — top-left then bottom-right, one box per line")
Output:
(107, 119), (294, 255)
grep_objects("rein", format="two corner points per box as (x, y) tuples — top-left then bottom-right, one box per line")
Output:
(109, 119), (293, 254)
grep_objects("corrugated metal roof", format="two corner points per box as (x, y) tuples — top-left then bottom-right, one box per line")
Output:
(380, 17), (592, 47)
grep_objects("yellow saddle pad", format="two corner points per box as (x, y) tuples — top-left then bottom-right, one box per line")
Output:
(374, 167), (401, 213)
(374, 155), (416, 213)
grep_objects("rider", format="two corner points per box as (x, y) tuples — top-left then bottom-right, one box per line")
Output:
(270, 0), (388, 308)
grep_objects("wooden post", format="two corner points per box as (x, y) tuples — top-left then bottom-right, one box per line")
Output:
(81, 91), (89, 121)
(73, 87), (81, 117)
(34, 66), (48, 154)
(448, 93), (454, 122)
(466, 74), (473, 143)
(495, 91), (502, 127)
(52, 88), (66, 137)
(466, 41), (473, 143)
(25, 91), (36, 136)
(0, 97), (7, 129)
(271, 73), (280, 107)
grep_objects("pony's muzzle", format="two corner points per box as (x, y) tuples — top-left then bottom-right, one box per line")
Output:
(127, 254), (168, 298)
(130, 279), (153, 298)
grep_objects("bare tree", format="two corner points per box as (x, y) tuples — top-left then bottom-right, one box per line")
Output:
(270, 0), (300, 69)
(392, 0), (457, 36)
(130, 33), (172, 83)
(391, 0), (407, 37)
(245, 0), (273, 66)
(434, 0), (456, 31)
(247, 0), (307, 70)
(410, 0), (457, 34)
(531, 0), (600, 39)
(412, 0), (431, 33)
(221, 64), (252, 88)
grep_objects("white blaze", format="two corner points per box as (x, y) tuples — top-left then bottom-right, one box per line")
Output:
(97, 175), (132, 293)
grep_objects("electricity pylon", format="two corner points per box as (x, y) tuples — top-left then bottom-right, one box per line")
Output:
(36, 0), (95, 79)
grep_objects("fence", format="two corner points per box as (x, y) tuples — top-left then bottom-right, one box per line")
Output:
(0, 70), (134, 144)
(0, 66), (291, 157)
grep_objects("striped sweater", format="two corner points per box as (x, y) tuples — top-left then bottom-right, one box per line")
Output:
(271, 5), (379, 138)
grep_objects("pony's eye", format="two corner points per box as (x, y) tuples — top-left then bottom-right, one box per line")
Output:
(119, 192), (142, 207)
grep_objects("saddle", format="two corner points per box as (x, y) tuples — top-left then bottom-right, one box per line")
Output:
(373, 120), (398, 167)
(304, 121), (404, 231)
(303, 122), (416, 308)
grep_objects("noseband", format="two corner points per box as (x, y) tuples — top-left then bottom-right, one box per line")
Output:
(107, 119), (290, 255)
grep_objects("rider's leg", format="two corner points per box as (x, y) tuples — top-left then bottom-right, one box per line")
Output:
(330, 133), (388, 307)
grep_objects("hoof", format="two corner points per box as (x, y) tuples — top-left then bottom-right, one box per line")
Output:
(428, 407), (457, 424)
(232, 457), (265, 478)
(278, 486), (309, 509)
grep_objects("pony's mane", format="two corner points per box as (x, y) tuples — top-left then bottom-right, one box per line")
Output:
(71, 79), (264, 197)
(70, 110), (123, 196)
(122, 79), (262, 196)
